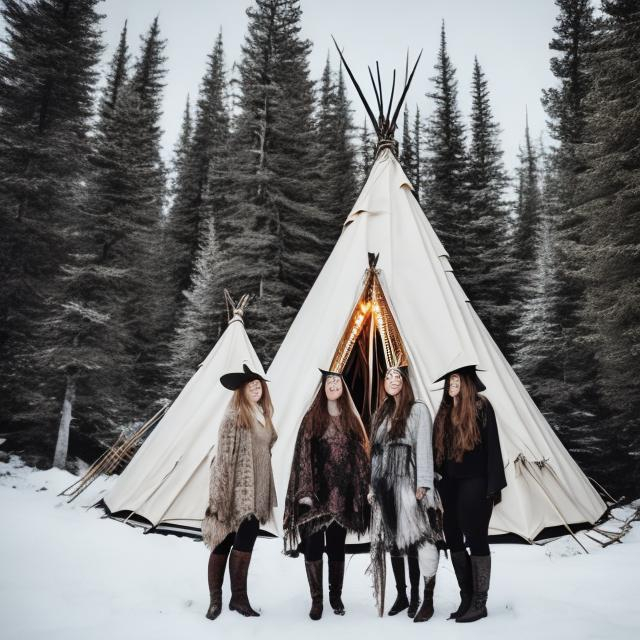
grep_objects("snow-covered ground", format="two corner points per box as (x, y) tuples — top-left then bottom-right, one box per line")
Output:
(1, 456), (639, 640)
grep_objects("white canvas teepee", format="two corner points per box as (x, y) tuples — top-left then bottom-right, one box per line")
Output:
(268, 147), (607, 542)
(104, 295), (269, 535)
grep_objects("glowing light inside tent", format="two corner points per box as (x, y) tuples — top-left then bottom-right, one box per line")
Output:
(330, 267), (407, 373)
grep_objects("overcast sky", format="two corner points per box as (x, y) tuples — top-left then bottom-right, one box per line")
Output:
(99, 1), (558, 174)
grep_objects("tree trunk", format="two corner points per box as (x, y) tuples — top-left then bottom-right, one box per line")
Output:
(53, 375), (76, 469)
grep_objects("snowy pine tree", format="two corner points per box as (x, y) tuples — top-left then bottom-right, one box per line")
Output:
(48, 213), (133, 468)
(357, 118), (376, 187)
(514, 149), (608, 479)
(513, 113), (542, 286)
(412, 107), (423, 202)
(331, 65), (357, 225)
(315, 57), (357, 250)
(574, 0), (640, 491)
(0, 0), (103, 465)
(541, 0), (595, 168)
(165, 31), (229, 322)
(98, 21), (129, 125)
(541, 0), (596, 368)
(125, 19), (172, 410)
(166, 33), (232, 389)
(214, 0), (324, 364)
(513, 152), (569, 424)
(531, 0), (601, 479)
(399, 104), (424, 202)
(165, 96), (196, 302)
(169, 218), (223, 390)
(424, 22), (468, 266)
(400, 104), (417, 190)
(172, 97), (194, 191)
(463, 57), (516, 358)
(81, 18), (170, 426)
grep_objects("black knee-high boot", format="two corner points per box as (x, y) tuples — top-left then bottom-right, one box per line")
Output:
(407, 553), (421, 617)
(448, 550), (472, 619)
(456, 555), (490, 623)
(388, 555), (409, 615)
(328, 560), (345, 615)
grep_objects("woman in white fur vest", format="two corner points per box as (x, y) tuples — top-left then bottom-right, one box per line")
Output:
(368, 365), (444, 622)
(201, 364), (278, 620)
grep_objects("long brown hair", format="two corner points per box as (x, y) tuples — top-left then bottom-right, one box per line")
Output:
(230, 380), (274, 431)
(303, 381), (369, 453)
(372, 373), (415, 440)
(433, 371), (482, 465)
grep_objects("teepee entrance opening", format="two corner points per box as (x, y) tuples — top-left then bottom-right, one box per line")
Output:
(340, 326), (386, 434)
(329, 253), (407, 435)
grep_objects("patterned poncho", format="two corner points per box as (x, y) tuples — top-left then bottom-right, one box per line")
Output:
(283, 414), (371, 554)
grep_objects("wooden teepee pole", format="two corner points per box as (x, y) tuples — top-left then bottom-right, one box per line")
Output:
(58, 403), (169, 502)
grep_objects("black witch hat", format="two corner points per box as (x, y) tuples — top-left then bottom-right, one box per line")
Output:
(434, 365), (486, 392)
(220, 364), (269, 391)
(319, 368), (343, 379)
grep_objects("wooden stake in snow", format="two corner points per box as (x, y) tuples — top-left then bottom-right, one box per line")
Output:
(53, 375), (76, 469)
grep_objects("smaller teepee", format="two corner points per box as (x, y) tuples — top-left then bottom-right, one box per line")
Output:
(104, 292), (267, 535)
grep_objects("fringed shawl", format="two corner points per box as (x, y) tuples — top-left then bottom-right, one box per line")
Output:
(283, 414), (370, 555)
(201, 408), (277, 550)
(367, 401), (444, 616)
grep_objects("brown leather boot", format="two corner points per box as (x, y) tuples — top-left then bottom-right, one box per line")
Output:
(328, 560), (345, 615)
(448, 550), (472, 619)
(456, 555), (490, 623)
(413, 575), (436, 622)
(205, 551), (228, 620)
(228, 550), (260, 617)
(305, 560), (323, 620)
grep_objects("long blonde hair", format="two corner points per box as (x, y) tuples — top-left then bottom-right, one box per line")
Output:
(230, 380), (274, 431)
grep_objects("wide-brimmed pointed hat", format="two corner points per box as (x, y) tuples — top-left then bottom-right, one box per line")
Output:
(434, 364), (486, 392)
(319, 368), (343, 378)
(220, 363), (268, 390)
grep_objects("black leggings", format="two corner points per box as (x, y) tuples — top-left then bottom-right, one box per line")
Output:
(212, 516), (259, 554)
(303, 522), (347, 562)
(439, 476), (493, 556)
(389, 545), (420, 591)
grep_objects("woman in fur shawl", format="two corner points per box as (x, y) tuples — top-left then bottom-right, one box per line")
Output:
(202, 364), (278, 620)
(283, 369), (370, 621)
(368, 365), (444, 622)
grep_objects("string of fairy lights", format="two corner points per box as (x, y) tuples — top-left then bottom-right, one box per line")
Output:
(330, 268), (407, 374)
